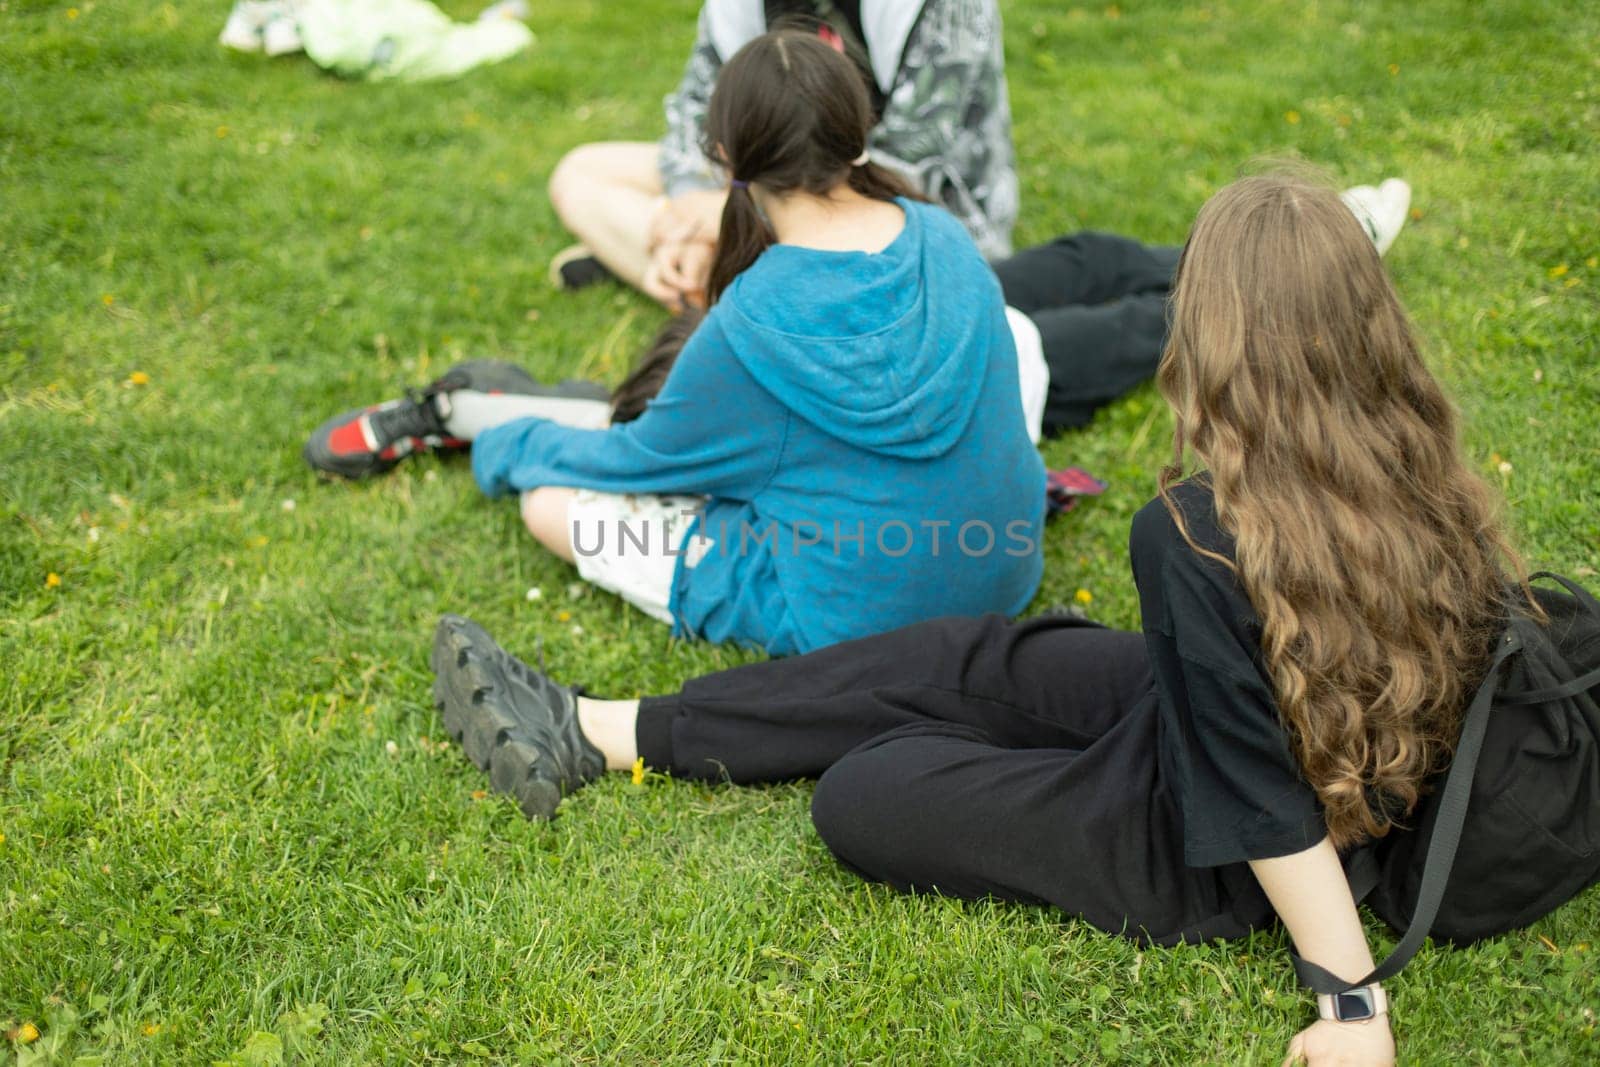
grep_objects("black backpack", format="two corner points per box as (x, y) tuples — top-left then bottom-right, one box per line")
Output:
(1296, 572), (1600, 994)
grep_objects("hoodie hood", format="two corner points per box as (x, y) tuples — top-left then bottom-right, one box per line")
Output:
(703, 0), (925, 96)
(717, 200), (993, 460)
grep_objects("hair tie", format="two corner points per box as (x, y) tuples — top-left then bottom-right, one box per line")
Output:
(852, 150), (871, 167)
(729, 178), (749, 190)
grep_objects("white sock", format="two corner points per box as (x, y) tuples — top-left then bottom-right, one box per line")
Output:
(438, 390), (613, 440)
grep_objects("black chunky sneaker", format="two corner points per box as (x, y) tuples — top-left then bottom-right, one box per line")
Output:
(549, 243), (615, 291)
(302, 360), (609, 480)
(429, 614), (604, 820)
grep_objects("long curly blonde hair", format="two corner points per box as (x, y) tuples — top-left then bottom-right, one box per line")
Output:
(1157, 173), (1527, 849)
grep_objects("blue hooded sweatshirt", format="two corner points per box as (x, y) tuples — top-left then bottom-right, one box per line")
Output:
(472, 199), (1044, 655)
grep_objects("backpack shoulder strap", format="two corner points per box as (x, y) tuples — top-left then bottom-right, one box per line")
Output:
(1292, 626), (1524, 995)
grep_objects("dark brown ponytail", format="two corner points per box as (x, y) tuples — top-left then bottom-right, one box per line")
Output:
(706, 184), (779, 307)
(702, 30), (926, 304)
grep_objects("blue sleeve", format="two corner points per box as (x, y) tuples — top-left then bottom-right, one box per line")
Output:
(470, 322), (786, 500)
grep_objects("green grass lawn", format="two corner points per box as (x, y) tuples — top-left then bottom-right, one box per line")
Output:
(3, 0), (1598, 1062)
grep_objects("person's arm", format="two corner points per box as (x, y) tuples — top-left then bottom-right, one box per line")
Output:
(470, 323), (784, 500)
(870, 0), (1017, 258)
(1131, 496), (1395, 1067)
(1251, 841), (1396, 1067)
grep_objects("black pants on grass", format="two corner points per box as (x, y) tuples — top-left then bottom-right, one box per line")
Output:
(636, 614), (1272, 945)
(993, 232), (1180, 435)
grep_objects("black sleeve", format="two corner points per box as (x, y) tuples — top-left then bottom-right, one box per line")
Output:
(1130, 491), (1328, 868)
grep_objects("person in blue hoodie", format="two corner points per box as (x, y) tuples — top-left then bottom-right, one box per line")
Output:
(309, 29), (1045, 657)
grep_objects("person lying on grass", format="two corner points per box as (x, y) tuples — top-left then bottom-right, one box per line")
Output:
(310, 29), (1047, 657)
(426, 173), (1548, 1066)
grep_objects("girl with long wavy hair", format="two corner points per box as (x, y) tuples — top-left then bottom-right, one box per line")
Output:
(431, 173), (1534, 1064)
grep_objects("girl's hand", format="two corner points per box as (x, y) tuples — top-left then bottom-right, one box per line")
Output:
(1282, 1018), (1395, 1067)
(648, 191), (725, 249)
(640, 255), (684, 310)
(646, 239), (712, 312)
(662, 239), (713, 308)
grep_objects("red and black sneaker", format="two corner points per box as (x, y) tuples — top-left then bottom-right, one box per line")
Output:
(303, 383), (463, 481)
(302, 360), (605, 480)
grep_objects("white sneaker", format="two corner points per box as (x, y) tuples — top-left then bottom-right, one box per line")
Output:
(1341, 178), (1412, 257)
(260, 12), (304, 56)
(218, 1), (268, 52)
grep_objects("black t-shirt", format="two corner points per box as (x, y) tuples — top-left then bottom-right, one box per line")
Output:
(1129, 481), (1329, 868)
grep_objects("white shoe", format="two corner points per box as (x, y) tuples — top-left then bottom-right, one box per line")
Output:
(260, 12), (304, 56)
(218, 1), (268, 52)
(1341, 178), (1412, 257)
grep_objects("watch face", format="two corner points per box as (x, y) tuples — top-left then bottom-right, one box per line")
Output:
(1334, 989), (1377, 1022)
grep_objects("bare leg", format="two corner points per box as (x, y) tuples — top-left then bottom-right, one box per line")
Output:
(547, 141), (663, 292)
(577, 697), (640, 771)
(520, 487), (578, 563)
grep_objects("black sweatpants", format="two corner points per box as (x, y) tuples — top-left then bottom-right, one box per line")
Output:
(992, 232), (1180, 435)
(636, 614), (1272, 945)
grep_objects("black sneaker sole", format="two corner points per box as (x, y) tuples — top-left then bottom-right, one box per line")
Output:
(430, 616), (562, 820)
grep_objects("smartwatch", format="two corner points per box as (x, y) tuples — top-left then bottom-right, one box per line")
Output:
(1317, 983), (1388, 1023)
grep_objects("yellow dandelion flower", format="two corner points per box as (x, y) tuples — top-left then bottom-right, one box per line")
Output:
(17, 1022), (40, 1043)
(46, 572), (62, 588)
(1388, 63), (1399, 76)
(471, 789), (488, 801)
(216, 125), (229, 139)
(67, 8), (79, 19)
(631, 757), (646, 786)
(1284, 110), (1301, 125)
(142, 1022), (162, 1036)
(1548, 263), (1569, 279)
(1074, 588), (1093, 605)
(1586, 257), (1597, 269)
(0, 832), (6, 844)
(102, 293), (115, 306)
(129, 370), (151, 385)
(248, 535), (269, 548)
(557, 610), (572, 622)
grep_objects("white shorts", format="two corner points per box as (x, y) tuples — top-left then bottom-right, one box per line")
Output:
(565, 489), (707, 624)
